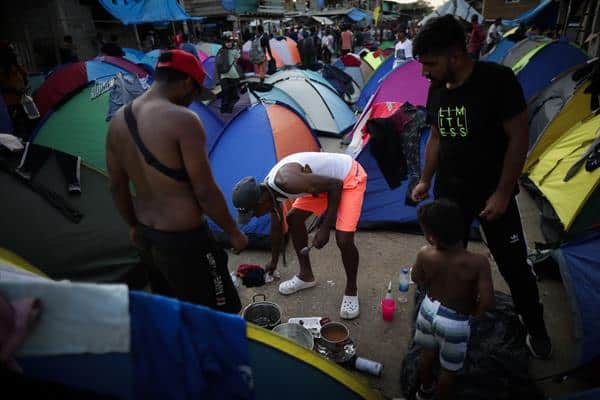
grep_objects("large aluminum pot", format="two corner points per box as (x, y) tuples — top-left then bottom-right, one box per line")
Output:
(241, 294), (281, 329)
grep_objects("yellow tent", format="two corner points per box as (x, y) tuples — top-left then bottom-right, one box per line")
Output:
(363, 51), (384, 71)
(527, 114), (600, 232)
(525, 80), (594, 171)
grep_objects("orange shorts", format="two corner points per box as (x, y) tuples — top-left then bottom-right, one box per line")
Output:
(292, 160), (367, 232)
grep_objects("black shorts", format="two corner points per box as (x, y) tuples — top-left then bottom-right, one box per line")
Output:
(135, 222), (241, 314)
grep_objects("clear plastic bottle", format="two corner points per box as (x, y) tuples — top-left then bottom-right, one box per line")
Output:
(398, 267), (410, 303)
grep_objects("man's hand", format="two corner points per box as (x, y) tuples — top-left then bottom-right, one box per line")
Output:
(411, 181), (430, 203)
(479, 190), (511, 221)
(230, 229), (249, 254)
(312, 227), (330, 249)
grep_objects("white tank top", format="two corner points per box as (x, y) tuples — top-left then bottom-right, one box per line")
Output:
(264, 152), (353, 199)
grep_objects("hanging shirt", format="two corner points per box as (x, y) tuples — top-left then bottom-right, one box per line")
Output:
(426, 61), (526, 205)
(341, 30), (353, 50)
(264, 152), (353, 199)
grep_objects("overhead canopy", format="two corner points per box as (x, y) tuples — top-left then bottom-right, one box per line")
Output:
(420, 0), (483, 25)
(312, 16), (334, 25)
(503, 0), (559, 28)
(98, 0), (196, 25)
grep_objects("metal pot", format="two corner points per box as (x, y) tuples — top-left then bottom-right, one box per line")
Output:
(241, 294), (281, 329)
(317, 321), (350, 353)
(273, 323), (315, 350)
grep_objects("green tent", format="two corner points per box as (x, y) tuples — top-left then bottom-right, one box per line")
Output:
(34, 85), (110, 174)
(0, 150), (142, 284)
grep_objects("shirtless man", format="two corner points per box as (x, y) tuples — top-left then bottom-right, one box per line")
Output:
(106, 50), (248, 313)
(231, 152), (367, 319)
(411, 200), (495, 400)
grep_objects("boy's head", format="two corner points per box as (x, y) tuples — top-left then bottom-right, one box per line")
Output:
(417, 200), (464, 248)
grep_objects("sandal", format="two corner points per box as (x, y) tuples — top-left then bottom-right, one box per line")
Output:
(278, 276), (316, 295)
(264, 270), (281, 283)
(340, 295), (360, 319)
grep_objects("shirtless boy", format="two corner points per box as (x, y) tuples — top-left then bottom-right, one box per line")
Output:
(411, 199), (495, 400)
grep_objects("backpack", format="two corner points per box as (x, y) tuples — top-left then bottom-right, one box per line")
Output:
(215, 48), (232, 75)
(249, 34), (266, 64)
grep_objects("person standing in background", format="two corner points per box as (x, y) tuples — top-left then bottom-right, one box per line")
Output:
(467, 15), (485, 60)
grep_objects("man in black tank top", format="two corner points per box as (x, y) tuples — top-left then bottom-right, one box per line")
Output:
(106, 50), (248, 313)
(409, 16), (551, 371)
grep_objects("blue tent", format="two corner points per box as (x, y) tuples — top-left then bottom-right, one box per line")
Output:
(357, 129), (430, 228)
(481, 38), (516, 63)
(188, 101), (224, 152)
(356, 56), (395, 110)
(99, 0), (194, 25)
(503, 0), (559, 28)
(207, 103), (321, 247)
(123, 48), (146, 64)
(513, 40), (588, 100)
(555, 232), (600, 365)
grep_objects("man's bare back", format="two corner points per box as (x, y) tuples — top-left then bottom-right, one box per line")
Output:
(107, 93), (206, 231)
(413, 246), (494, 315)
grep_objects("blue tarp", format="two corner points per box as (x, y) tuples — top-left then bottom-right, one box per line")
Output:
(481, 38), (516, 64)
(356, 56), (395, 110)
(556, 231), (600, 365)
(221, 0), (257, 13)
(503, 0), (559, 28)
(515, 40), (588, 100)
(347, 8), (372, 22)
(99, 0), (193, 25)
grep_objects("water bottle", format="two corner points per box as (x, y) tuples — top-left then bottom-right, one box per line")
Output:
(398, 267), (410, 303)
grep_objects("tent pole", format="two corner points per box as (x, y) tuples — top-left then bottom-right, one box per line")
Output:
(133, 24), (142, 50)
(563, 0), (573, 37)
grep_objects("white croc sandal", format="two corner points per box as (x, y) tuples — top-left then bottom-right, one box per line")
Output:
(340, 295), (360, 319)
(278, 276), (316, 295)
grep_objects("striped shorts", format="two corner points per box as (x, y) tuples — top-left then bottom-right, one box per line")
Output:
(414, 295), (471, 371)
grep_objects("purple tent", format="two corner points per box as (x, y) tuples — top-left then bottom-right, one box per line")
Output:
(203, 56), (216, 89)
(369, 61), (429, 107)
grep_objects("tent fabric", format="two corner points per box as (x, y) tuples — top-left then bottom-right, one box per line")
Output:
(129, 291), (253, 400)
(208, 85), (306, 126)
(420, 0), (483, 25)
(202, 56), (217, 89)
(501, 37), (551, 68)
(333, 54), (373, 88)
(98, 0), (193, 25)
(14, 277), (378, 399)
(320, 65), (361, 104)
(481, 38), (516, 64)
(527, 114), (600, 234)
(94, 56), (148, 78)
(509, 40), (589, 100)
(356, 55), (395, 110)
(243, 38), (301, 69)
(503, 0), (558, 28)
(0, 150), (141, 284)
(555, 231), (600, 365)
(367, 60), (430, 107)
(207, 103), (320, 247)
(362, 51), (384, 70)
(266, 69), (337, 94)
(196, 42), (222, 57)
(188, 101), (225, 151)
(526, 61), (597, 169)
(269, 77), (356, 137)
(123, 48), (146, 64)
(33, 85), (222, 175)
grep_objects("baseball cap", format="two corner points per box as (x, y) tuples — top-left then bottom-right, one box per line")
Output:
(232, 177), (262, 225)
(156, 49), (214, 100)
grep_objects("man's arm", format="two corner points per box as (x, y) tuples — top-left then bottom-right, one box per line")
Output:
(479, 110), (528, 221)
(178, 112), (247, 250)
(267, 203), (284, 272)
(411, 124), (440, 202)
(106, 122), (137, 229)
(474, 255), (495, 316)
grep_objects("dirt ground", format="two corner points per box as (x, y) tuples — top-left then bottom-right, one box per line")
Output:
(228, 137), (592, 399)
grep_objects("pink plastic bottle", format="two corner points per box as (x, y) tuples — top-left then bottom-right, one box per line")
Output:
(381, 281), (395, 321)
